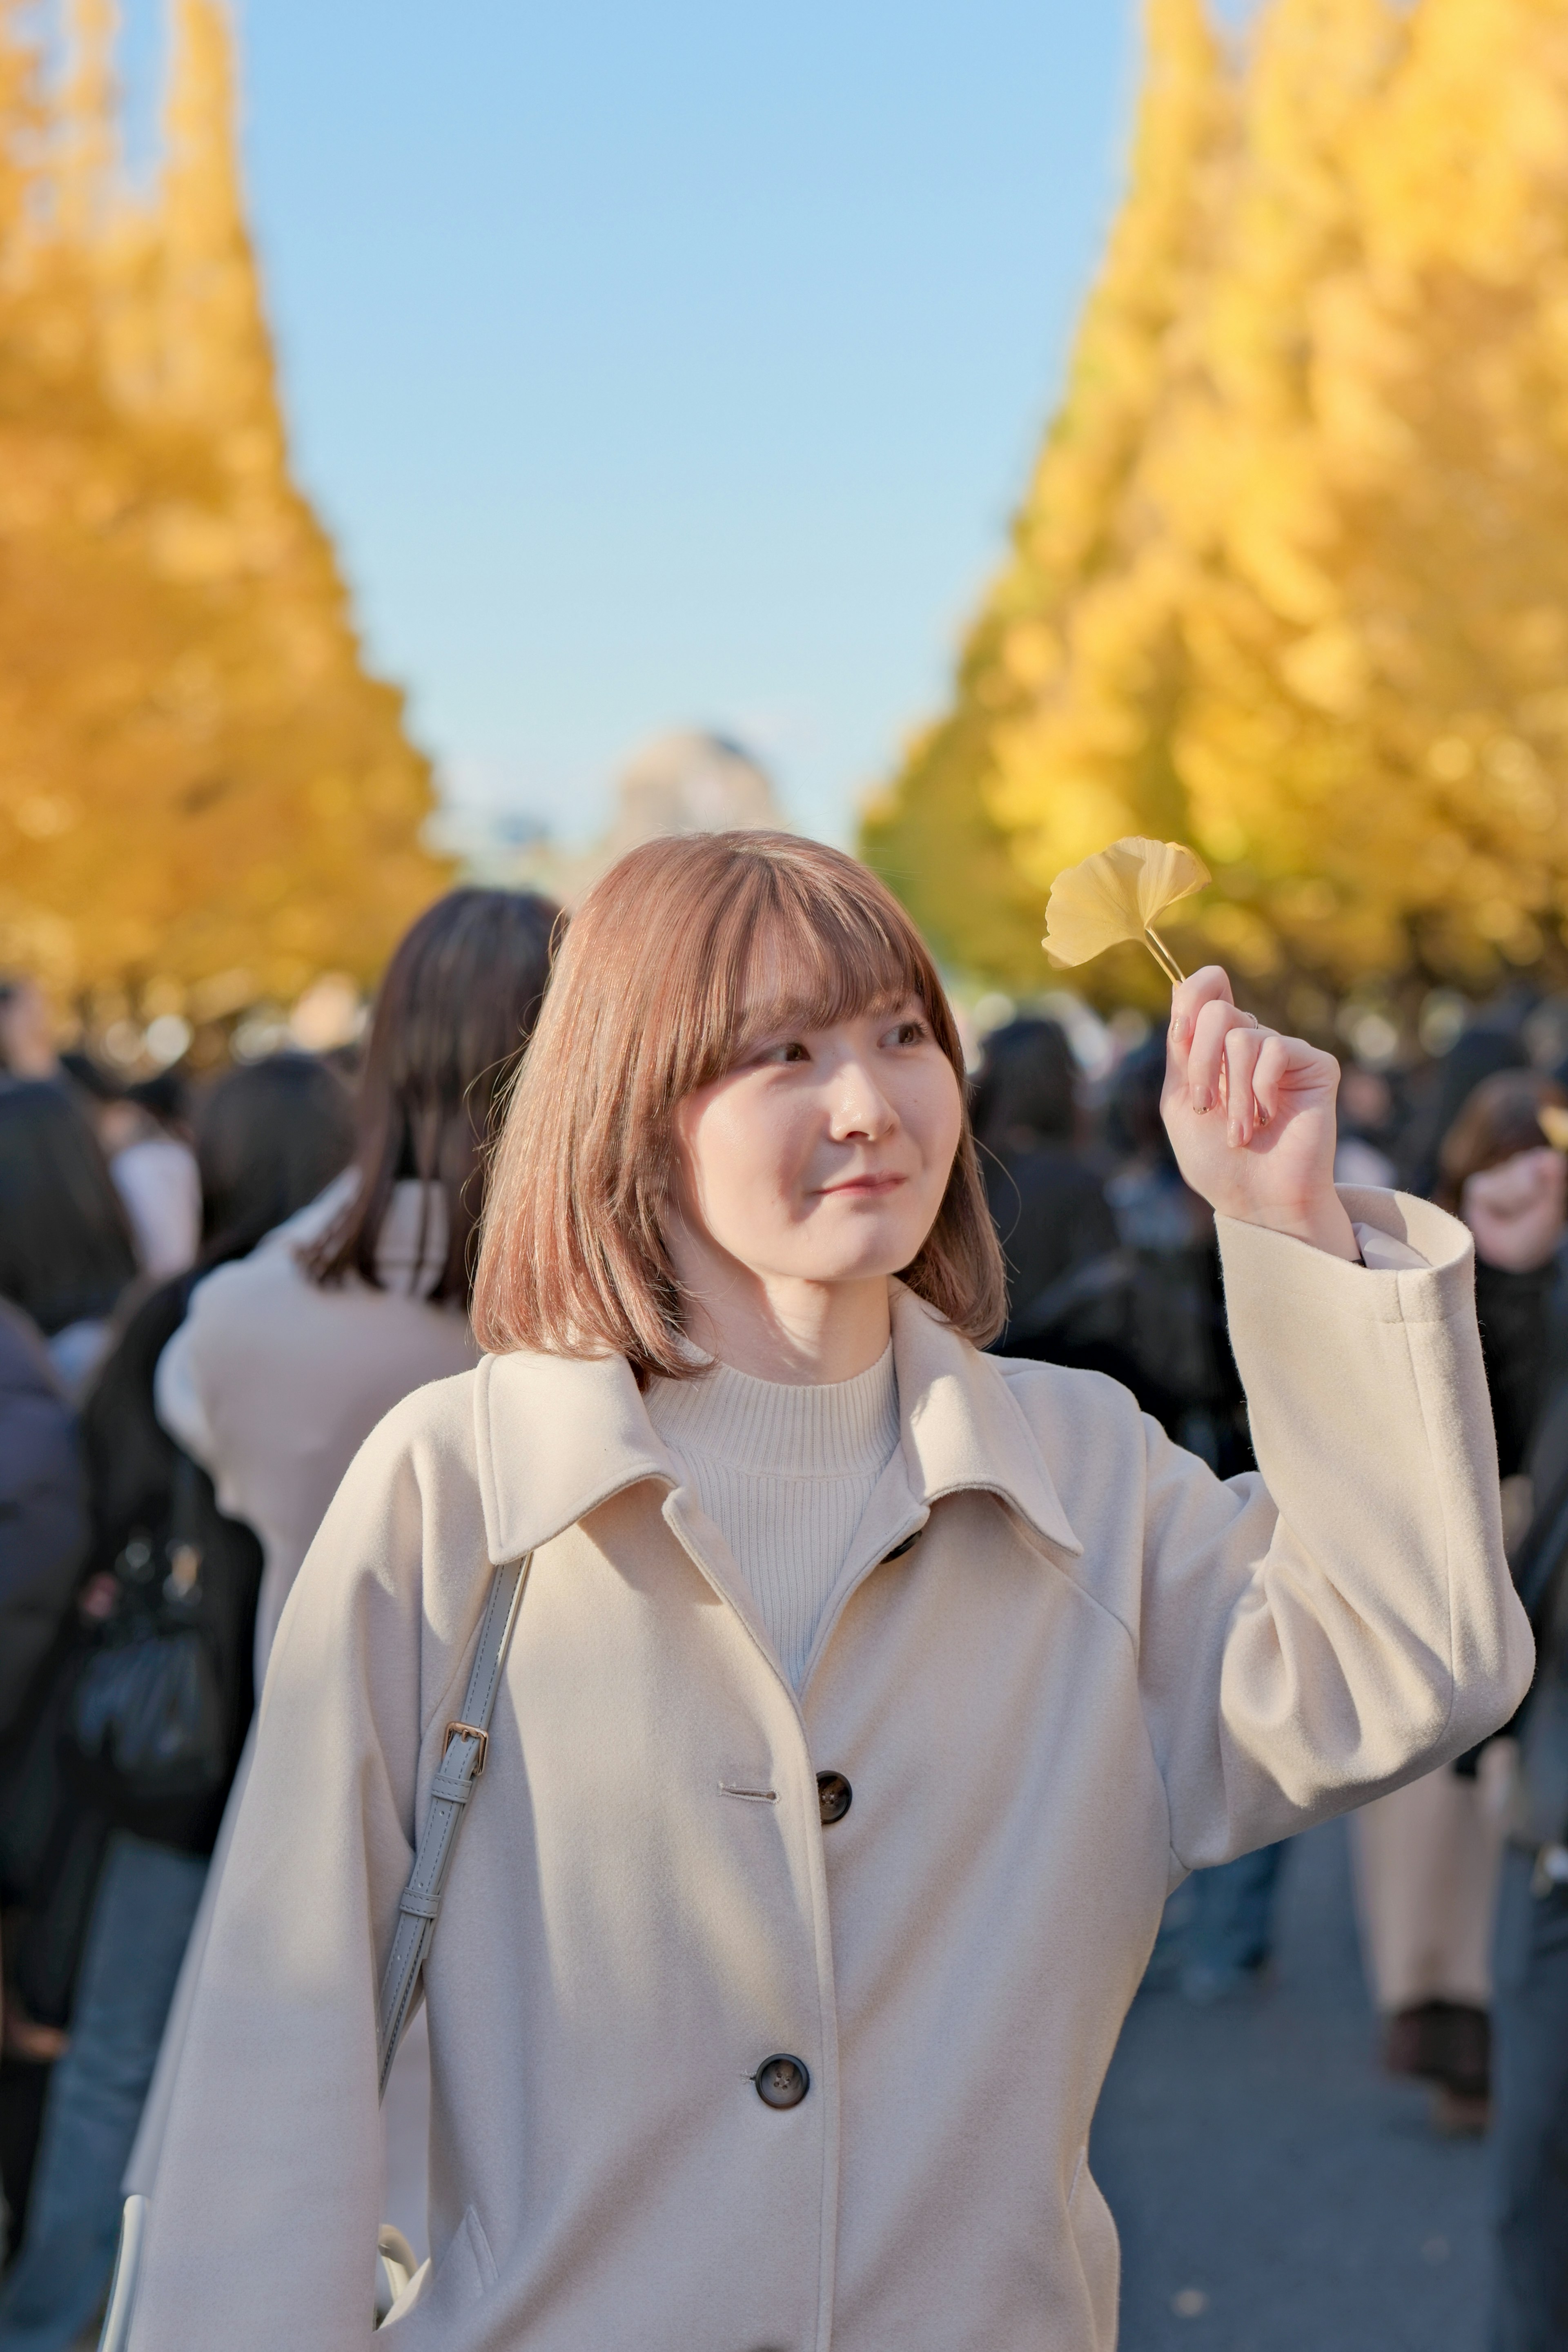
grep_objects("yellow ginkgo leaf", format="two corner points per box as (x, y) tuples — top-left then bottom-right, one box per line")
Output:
(1539, 1104), (1568, 1154)
(1042, 837), (1210, 985)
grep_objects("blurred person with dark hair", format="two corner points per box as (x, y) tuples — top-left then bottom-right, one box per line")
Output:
(1398, 1019), (1531, 1198)
(971, 1017), (1118, 1349)
(1354, 1071), (1568, 2139)
(1067, 1035), (1253, 1477)
(0, 1053), (353, 2352)
(155, 889), (560, 1676)
(0, 981), (59, 1085)
(0, 1308), (89, 1751)
(1334, 1063), (1398, 1191)
(104, 1071), (200, 1286)
(1494, 1373), (1568, 2348)
(60, 1056), (201, 1286)
(0, 1084), (138, 1399)
(129, 887), (559, 2267)
(1440, 1080), (1568, 2343)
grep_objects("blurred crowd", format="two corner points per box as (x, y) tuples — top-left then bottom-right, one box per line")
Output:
(2, 932), (1568, 2347)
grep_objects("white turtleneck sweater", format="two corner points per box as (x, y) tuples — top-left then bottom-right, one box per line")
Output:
(644, 1345), (901, 1690)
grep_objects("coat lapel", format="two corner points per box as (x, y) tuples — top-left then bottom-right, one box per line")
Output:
(474, 1347), (675, 1565)
(471, 1283), (1084, 1574)
(888, 1286), (1083, 1558)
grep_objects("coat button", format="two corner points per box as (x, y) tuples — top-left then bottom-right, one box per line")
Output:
(816, 1770), (852, 1826)
(755, 2054), (810, 2109)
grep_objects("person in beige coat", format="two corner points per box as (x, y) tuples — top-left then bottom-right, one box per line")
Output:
(123, 834), (1532, 2352)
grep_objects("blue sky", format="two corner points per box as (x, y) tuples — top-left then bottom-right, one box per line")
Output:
(137, 2), (1159, 846)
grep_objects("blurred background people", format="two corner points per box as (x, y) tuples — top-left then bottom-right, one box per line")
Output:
(0, 1052), (353, 2352)
(62, 1061), (200, 1286)
(0, 1305), (91, 2266)
(128, 885), (559, 2271)
(1353, 1072), (1568, 2136)
(0, 1310), (89, 1768)
(1333, 1064), (1398, 1190)
(970, 1016), (1118, 1349)
(0, 984), (60, 1087)
(1492, 1359), (1568, 2348)
(0, 1084), (138, 1401)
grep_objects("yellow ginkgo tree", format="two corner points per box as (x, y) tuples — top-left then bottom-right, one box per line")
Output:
(0, 0), (448, 1033)
(865, 0), (1568, 1014)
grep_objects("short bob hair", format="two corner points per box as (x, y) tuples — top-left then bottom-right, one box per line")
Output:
(472, 832), (1006, 1376)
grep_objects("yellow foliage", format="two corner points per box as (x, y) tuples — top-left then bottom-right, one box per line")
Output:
(0, 0), (448, 1020)
(865, 0), (1568, 1005)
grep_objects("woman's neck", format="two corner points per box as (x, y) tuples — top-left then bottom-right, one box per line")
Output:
(676, 1264), (893, 1386)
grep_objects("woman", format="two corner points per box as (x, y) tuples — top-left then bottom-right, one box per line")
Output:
(129, 886), (559, 2256)
(0, 1054), (353, 2352)
(0, 1081), (138, 1398)
(1352, 1070), (1566, 2129)
(154, 887), (559, 1679)
(125, 835), (1530, 2352)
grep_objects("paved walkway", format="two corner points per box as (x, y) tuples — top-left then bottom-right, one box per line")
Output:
(1092, 1817), (1494, 2352)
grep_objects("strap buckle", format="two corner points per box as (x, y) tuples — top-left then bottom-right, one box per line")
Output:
(444, 1720), (489, 1777)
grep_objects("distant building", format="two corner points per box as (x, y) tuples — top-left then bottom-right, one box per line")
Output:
(599, 730), (782, 863)
(470, 728), (786, 904)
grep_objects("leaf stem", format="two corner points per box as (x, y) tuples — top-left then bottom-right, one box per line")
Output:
(1143, 925), (1186, 987)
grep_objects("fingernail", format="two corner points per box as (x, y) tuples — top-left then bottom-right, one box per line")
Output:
(1192, 1086), (1211, 1114)
(1171, 1014), (1189, 1046)
(1228, 1123), (1242, 1148)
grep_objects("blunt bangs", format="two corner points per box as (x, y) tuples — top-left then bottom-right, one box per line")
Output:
(472, 831), (1006, 1376)
(695, 852), (945, 1086)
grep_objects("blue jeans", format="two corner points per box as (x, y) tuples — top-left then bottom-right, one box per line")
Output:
(0, 1835), (207, 2352)
(1182, 1843), (1287, 1998)
(1490, 1844), (1568, 2351)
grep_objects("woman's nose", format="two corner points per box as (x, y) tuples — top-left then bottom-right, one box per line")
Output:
(828, 1063), (895, 1139)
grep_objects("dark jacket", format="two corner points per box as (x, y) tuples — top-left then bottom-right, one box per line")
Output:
(0, 1299), (89, 1740)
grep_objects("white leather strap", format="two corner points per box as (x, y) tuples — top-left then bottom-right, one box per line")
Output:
(375, 1553), (531, 2096)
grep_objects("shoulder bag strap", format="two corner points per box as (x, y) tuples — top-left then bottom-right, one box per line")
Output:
(98, 1550), (532, 2352)
(375, 1551), (532, 2097)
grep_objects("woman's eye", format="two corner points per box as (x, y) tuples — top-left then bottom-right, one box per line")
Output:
(761, 1040), (810, 1065)
(886, 1019), (928, 1048)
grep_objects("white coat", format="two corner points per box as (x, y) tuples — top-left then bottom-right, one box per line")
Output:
(127, 1191), (1533, 2351)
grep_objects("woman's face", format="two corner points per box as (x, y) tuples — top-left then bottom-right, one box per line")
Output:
(1461, 1144), (1566, 1273)
(670, 998), (963, 1292)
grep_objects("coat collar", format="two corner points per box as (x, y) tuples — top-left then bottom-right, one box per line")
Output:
(473, 1282), (1082, 1566)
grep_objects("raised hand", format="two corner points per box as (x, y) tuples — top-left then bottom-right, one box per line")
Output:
(1160, 967), (1360, 1262)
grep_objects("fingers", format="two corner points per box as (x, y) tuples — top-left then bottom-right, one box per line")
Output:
(1185, 994), (1260, 1115)
(1250, 1032), (1290, 1129)
(1167, 966), (1234, 1068)
(1222, 1025), (1271, 1146)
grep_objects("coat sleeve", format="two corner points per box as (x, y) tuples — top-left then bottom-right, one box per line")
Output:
(1134, 1187), (1535, 1874)
(126, 1397), (483, 2351)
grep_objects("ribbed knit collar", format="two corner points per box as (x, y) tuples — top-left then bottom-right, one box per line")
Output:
(644, 1344), (898, 1480)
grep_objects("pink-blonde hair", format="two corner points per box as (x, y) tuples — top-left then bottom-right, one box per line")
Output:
(471, 831), (1005, 1376)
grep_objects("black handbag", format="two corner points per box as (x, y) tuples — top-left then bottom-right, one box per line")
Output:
(65, 1451), (261, 1851)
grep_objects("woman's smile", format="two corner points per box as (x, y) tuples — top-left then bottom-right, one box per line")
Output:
(813, 1170), (906, 1199)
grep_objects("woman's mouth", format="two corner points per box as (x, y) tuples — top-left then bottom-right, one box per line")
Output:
(817, 1173), (906, 1198)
